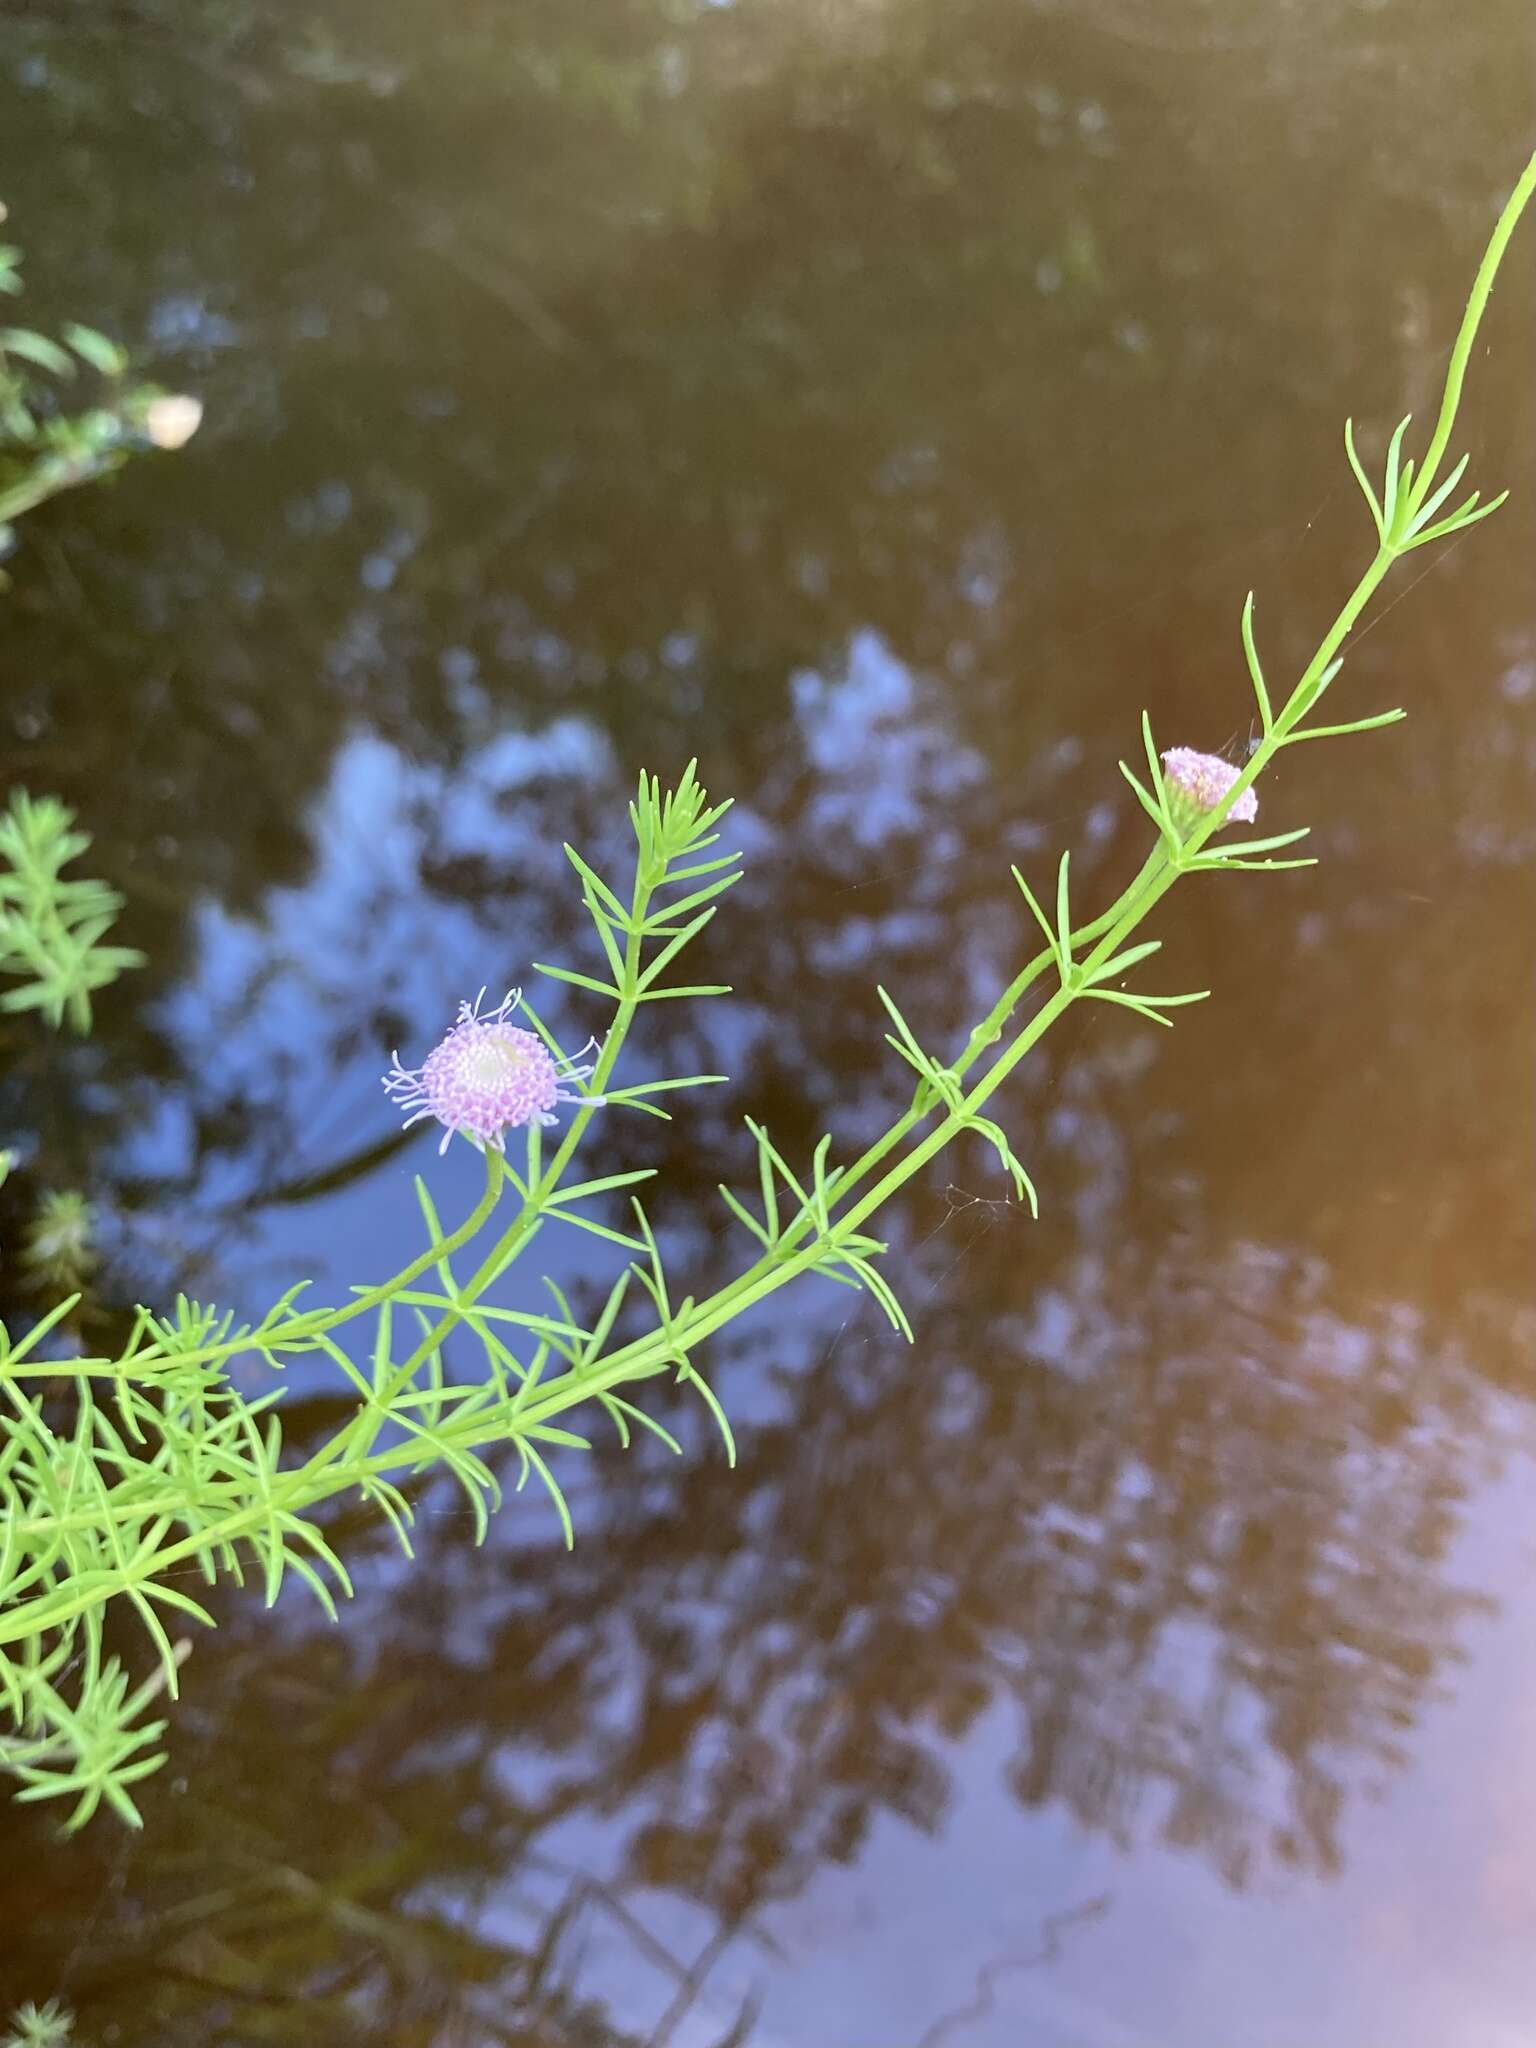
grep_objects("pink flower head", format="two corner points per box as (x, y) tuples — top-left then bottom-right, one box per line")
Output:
(1160, 747), (1258, 828)
(383, 989), (601, 1154)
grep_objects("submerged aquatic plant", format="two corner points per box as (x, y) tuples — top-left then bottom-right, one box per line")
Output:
(20, 1191), (98, 1298)
(0, 149), (1532, 1829)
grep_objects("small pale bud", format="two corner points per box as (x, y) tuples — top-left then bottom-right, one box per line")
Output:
(143, 395), (203, 450)
(1160, 747), (1257, 834)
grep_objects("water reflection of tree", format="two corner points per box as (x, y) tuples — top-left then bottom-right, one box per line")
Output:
(0, 1129), (1507, 2041)
(2, 0), (1529, 915)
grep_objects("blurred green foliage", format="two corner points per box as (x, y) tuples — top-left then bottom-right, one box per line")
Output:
(0, 2002), (73, 2048)
(0, 791), (141, 1034)
(1, 210), (199, 552)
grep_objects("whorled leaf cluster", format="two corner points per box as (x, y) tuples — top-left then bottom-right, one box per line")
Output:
(0, 792), (142, 1034)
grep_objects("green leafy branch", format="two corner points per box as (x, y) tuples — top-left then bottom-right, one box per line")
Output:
(0, 220), (198, 540)
(0, 792), (142, 1032)
(1, 148), (1531, 1832)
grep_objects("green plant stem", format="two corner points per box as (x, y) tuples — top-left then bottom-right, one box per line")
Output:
(1411, 148), (1536, 513)
(6, 148), (1534, 1672)
(0, 452), (116, 528)
(350, 520), (1447, 1444)
(0, 531), (1483, 1628)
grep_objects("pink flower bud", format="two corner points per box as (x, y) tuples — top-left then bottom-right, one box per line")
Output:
(1160, 747), (1258, 829)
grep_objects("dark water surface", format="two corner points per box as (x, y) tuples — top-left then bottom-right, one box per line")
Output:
(2, 2), (1535, 2042)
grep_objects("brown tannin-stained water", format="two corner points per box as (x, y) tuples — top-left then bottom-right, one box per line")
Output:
(1, 2), (1534, 2042)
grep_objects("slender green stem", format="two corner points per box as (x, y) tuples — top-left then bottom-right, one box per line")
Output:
(0, 457), (102, 527)
(418, 525), (1467, 1440)
(1411, 148), (1536, 512)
